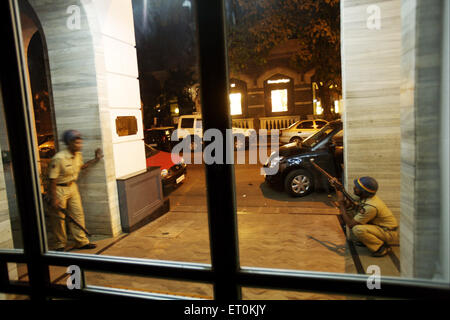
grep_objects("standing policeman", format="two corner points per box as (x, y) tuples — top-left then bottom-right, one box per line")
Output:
(335, 177), (399, 257)
(48, 130), (103, 251)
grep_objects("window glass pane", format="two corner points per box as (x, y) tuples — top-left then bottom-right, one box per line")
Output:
(84, 271), (213, 299)
(8, 263), (28, 284)
(316, 121), (327, 129)
(271, 89), (288, 112)
(225, 0), (450, 288)
(297, 121), (314, 129)
(15, 0), (211, 267)
(181, 118), (195, 128)
(241, 287), (388, 300)
(0, 293), (30, 300)
(0, 80), (23, 251)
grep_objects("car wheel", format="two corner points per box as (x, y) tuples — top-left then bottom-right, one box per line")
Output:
(290, 137), (302, 144)
(284, 169), (314, 197)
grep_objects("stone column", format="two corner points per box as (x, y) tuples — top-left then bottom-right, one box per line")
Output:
(341, 0), (402, 221)
(27, 0), (145, 236)
(400, 0), (444, 279)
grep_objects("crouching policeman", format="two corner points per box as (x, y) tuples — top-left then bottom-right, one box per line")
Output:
(48, 130), (103, 251)
(335, 177), (399, 257)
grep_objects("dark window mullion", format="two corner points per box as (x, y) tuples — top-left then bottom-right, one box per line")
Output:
(195, 0), (241, 300)
(0, 261), (9, 289)
(0, 0), (50, 301)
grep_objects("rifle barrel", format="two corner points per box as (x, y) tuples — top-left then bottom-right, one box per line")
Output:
(309, 159), (358, 207)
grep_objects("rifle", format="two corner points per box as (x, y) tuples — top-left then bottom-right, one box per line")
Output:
(309, 159), (359, 209)
(42, 193), (91, 237)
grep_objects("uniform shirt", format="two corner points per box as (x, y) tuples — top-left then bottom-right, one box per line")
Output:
(48, 149), (83, 184)
(353, 195), (398, 229)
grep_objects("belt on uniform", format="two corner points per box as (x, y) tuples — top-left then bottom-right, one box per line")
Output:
(57, 182), (73, 187)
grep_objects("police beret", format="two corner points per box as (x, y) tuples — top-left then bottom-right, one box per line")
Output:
(354, 176), (378, 194)
(63, 130), (82, 145)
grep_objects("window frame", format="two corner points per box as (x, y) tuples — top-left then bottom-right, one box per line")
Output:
(0, 0), (450, 301)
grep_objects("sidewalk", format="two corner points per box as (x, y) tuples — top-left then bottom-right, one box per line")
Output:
(14, 197), (400, 300)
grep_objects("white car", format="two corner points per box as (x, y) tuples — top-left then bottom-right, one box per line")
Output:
(279, 119), (328, 144)
(175, 114), (256, 151)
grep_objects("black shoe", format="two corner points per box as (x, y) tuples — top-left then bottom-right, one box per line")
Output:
(77, 243), (97, 250)
(371, 244), (390, 257)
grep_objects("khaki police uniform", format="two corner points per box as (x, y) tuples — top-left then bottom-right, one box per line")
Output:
(48, 149), (90, 249)
(351, 195), (399, 253)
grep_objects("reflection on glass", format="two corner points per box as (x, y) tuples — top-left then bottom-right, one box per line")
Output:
(271, 89), (288, 112)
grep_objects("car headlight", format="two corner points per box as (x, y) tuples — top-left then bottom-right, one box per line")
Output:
(269, 156), (284, 168)
(265, 151), (277, 166)
(161, 169), (169, 177)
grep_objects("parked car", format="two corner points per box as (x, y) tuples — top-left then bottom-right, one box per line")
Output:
(279, 119), (328, 144)
(144, 127), (175, 152)
(145, 143), (187, 189)
(175, 114), (256, 151)
(263, 120), (343, 197)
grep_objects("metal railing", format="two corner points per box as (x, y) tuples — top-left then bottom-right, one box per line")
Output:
(231, 118), (254, 129)
(259, 115), (300, 133)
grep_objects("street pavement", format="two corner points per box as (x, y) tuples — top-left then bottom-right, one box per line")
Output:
(80, 151), (358, 299)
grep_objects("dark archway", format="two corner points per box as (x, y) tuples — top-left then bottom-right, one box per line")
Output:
(27, 31), (57, 156)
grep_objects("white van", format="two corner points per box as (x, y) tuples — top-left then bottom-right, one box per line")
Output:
(175, 114), (256, 150)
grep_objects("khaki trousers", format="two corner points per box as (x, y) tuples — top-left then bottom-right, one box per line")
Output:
(351, 224), (398, 253)
(50, 183), (89, 249)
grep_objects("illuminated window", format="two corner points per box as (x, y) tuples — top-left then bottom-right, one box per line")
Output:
(315, 101), (324, 115)
(267, 79), (290, 84)
(271, 89), (288, 112)
(230, 93), (242, 115)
